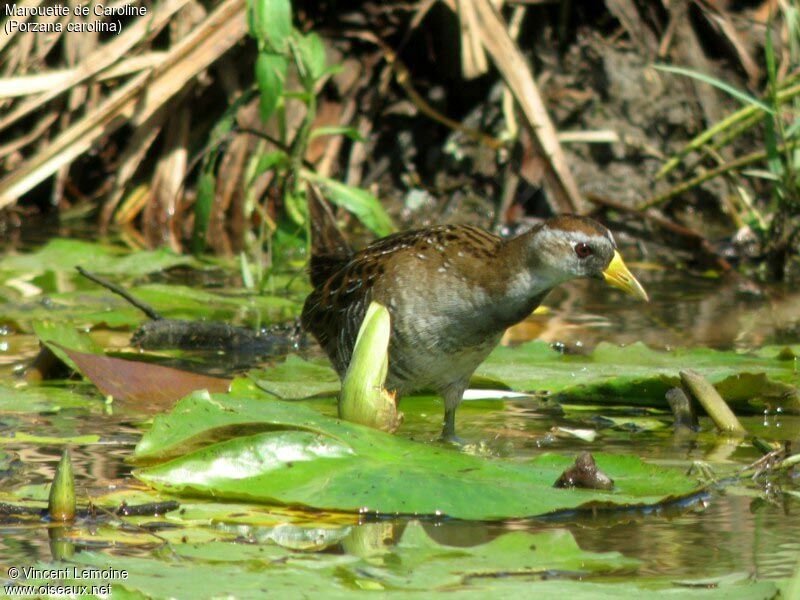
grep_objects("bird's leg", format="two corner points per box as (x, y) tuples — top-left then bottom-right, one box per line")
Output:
(439, 382), (467, 444)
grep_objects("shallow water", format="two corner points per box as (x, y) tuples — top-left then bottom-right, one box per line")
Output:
(1, 258), (799, 592)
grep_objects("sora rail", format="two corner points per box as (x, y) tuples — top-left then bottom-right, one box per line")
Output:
(301, 191), (648, 440)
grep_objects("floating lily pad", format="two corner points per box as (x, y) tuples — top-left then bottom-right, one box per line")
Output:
(477, 341), (800, 413)
(30, 531), (776, 599)
(134, 391), (700, 520)
(0, 381), (100, 413)
(250, 355), (341, 399)
(59, 346), (231, 408)
(2, 284), (301, 332)
(235, 342), (799, 416)
(350, 522), (640, 588)
(0, 432), (101, 445)
(47, 522), (640, 598)
(0, 238), (194, 281)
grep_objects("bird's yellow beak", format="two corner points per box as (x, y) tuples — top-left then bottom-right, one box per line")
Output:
(603, 250), (649, 301)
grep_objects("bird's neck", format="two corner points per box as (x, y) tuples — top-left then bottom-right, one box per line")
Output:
(485, 232), (556, 329)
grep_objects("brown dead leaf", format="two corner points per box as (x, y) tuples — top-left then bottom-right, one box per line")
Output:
(58, 345), (231, 411)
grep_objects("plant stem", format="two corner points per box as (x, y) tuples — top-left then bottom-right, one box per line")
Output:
(680, 370), (746, 436)
(657, 76), (800, 180)
(637, 139), (800, 210)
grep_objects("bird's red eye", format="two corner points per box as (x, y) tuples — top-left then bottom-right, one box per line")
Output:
(575, 242), (592, 258)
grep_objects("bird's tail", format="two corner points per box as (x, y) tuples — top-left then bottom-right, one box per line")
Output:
(307, 184), (352, 287)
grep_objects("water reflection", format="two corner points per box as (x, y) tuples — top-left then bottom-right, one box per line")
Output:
(505, 271), (800, 352)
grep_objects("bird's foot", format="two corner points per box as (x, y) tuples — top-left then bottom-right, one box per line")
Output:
(437, 432), (467, 446)
(687, 461), (717, 484)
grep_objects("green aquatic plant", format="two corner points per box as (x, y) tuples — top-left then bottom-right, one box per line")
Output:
(47, 449), (75, 522)
(133, 389), (700, 520)
(648, 13), (800, 279)
(192, 0), (393, 290)
(338, 301), (402, 432)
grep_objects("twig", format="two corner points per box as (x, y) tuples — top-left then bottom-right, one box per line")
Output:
(0, 0), (45, 55)
(0, 53), (167, 100)
(455, 0), (489, 79)
(115, 500), (181, 517)
(75, 267), (162, 321)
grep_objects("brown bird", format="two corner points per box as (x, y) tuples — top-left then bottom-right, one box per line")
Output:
(302, 191), (648, 441)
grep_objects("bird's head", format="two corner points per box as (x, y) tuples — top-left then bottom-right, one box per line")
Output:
(525, 215), (648, 301)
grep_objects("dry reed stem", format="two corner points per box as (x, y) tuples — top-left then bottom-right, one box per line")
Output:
(0, 0), (190, 132)
(0, 0), (46, 55)
(0, 0), (248, 210)
(469, 0), (585, 213)
(455, 0), (489, 79)
(0, 53), (167, 99)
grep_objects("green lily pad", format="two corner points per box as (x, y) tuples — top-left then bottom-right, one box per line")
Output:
(49, 522), (641, 598)
(0, 238), (193, 280)
(0, 432), (102, 445)
(0, 381), (100, 413)
(134, 391), (700, 520)
(36, 534), (776, 599)
(250, 355), (341, 399)
(477, 341), (800, 413)
(2, 284), (300, 331)
(236, 342), (799, 416)
(352, 522), (640, 588)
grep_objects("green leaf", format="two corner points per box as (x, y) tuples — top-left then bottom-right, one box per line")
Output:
(477, 341), (800, 414)
(32, 321), (104, 372)
(174, 523), (638, 588)
(134, 391), (700, 520)
(250, 150), (288, 182)
(250, 355), (340, 399)
(309, 125), (365, 142)
(295, 31), (326, 85)
(2, 282), (301, 332)
(255, 52), (287, 122)
(0, 239), (193, 280)
(762, 26), (784, 182)
(19, 547), (783, 600)
(191, 95), (250, 254)
(284, 188), (308, 226)
(339, 301), (399, 431)
(301, 170), (395, 236)
(786, 116), (800, 139)
(191, 172), (215, 255)
(653, 64), (774, 114)
(241, 341), (800, 415)
(355, 523), (640, 588)
(0, 432), (101, 445)
(248, 0), (292, 53)
(0, 382), (99, 413)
